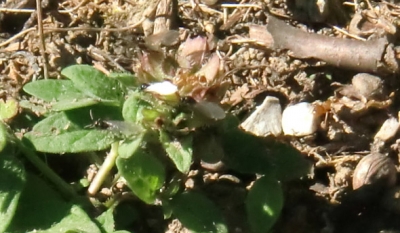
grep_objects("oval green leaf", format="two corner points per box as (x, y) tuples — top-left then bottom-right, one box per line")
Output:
(0, 99), (18, 121)
(23, 80), (85, 102)
(51, 98), (100, 111)
(160, 131), (192, 174)
(171, 191), (228, 233)
(61, 65), (124, 103)
(122, 91), (149, 124)
(246, 176), (283, 233)
(116, 148), (165, 204)
(118, 134), (144, 159)
(24, 130), (116, 153)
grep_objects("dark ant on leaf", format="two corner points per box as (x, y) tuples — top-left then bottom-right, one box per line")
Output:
(139, 83), (150, 91)
(180, 96), (197, 105)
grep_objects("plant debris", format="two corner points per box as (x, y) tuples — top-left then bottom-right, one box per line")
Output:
(264, 16), (399, 73)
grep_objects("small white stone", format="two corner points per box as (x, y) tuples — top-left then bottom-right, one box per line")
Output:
(145, 81), (178, 96)
(375, 117), (400, 141)
(281, 102), (320, 136)
(240, 96), (282, 137)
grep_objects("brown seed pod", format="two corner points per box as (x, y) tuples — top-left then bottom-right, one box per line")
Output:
(352, 153), (397, 190)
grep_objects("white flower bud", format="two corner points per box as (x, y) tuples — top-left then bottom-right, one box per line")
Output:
(145, 81), (178, 96)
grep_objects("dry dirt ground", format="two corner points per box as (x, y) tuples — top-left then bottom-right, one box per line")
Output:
(3, 0), (400, 232)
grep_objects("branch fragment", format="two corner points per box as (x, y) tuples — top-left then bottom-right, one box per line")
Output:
(265, 16), (399, 73)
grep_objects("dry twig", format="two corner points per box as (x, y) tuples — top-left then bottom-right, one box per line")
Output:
(35, 0), (48, 79)
(265, 16), (399, 74)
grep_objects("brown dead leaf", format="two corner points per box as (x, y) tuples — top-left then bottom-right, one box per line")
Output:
(226, 84), (250, 106)
(197, 53), (220, 83)
(177, 36), (209, 69)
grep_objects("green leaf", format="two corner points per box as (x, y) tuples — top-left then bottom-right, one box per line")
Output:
(29, 111), (81, 133)
(96, 208), (115, 233)
(116, 148), (165, 204)
(23, 78), (122, 111)
(246, 176), (283, 233)
(23, 80), (85, 102)
(0, 155), (26, 233)
(51, 98), (100, 111)
(23, 106), (124, 153)
(61, 65), (124, 103)
(0, 99), (18, 121)
(221, 116), (272, 174)
(122, 91), (149, 124)
(160, 131), (192, 174)
(24, 129), (116, 153)
(266, 142), (312, 181)
(96, 206), (133, 233)
(7, 173), (101, 233)
(0, 123), (7, 152)
(171, 191), (228, 233)
(108, 72), (138, 88)
(118, 134), (144, 159)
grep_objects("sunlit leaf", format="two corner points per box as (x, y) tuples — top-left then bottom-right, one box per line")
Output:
(171, 191), (228, 233)
(24, 129), (116, 153)
(61, 65), (124, 103)
(23, 80), (85, 102)
(23, 107), (123, 153)
(118, 134), (144, 159)
(160, 131), (192, 173)
(51, 98), (100, 111)
(116, 148), (165, 204)
(0, 123), (7, 152)
(122, 91), (149, 124)
(108, 72), (138, 88)
(0, 99), (18, 122)
(246, 176), (283, 233)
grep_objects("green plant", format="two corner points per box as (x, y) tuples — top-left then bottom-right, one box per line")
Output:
(1, 41), (311, 232)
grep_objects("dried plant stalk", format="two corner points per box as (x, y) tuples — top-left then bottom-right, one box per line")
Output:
(266, 16), (399, 73)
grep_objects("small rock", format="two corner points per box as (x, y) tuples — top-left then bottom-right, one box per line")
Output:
(352, 73), (383, 100)
(374, 117), (400, 142)
(240, 96), (282, 137)
(281, 102), (320, 136)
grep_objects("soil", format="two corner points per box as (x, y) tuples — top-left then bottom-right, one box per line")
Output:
(3, 0), (400, 232)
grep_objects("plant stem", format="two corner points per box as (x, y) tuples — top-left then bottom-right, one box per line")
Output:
(19, 140), (77, 200)
(88, 142), (119, 195)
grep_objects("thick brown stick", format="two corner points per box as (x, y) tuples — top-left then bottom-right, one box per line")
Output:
(266, 16), (399, 73)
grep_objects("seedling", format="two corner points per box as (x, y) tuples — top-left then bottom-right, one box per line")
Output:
(0, 46), (312, 232)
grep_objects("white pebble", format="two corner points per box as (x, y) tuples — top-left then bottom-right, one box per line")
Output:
(281, 102), (320, 136)
(374, 117), (399, 141)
